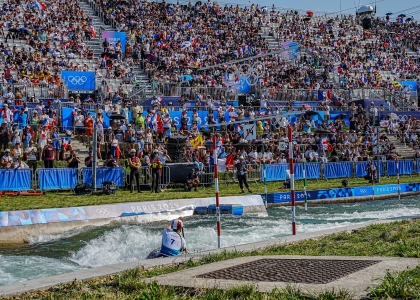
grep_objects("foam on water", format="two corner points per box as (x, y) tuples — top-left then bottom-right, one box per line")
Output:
(0, 254), (81, 286)
(0, 197), (419, 286)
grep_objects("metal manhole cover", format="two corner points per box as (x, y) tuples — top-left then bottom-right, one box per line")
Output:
(196, 259), (380, 284)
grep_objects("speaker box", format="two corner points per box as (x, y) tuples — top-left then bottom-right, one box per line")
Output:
(238, 95), (247, 106)
(362, 18), (372, 29)
(167, 135), (187, 162)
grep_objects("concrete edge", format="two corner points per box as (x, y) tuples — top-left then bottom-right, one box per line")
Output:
(0, 217), (418, 297)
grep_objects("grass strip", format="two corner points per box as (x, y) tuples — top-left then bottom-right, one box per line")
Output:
(3, 219), (419, 300)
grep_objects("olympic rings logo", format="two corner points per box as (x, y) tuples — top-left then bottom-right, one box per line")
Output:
(96, 208), (110, 215)
(67, 76), (88, 85)
(359, 189), (367, 194)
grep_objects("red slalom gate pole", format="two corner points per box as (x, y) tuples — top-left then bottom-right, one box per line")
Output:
(213, 134), (221, 248)
(396, 157), (401, 200)
(288, 125), (296, 235)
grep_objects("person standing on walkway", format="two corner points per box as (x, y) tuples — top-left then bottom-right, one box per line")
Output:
(43, 139), (55, 168)
(128, 149), (142, 193)
(235, 156), (252, 193)
(150, 149), (163, 193)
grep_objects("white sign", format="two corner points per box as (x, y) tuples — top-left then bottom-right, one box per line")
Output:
(382, 156), (387, 162)
(243, 124), (256, 141)
(279, 142), (286, 150)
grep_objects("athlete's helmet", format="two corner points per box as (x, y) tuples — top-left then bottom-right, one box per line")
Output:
(171, 219), (183, 230)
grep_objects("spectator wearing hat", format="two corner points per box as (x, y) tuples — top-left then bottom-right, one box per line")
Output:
(25, 140), (38, 173)
(185, 169), (199, 191)
(234, 156), (252, 193)
(74, 110), (85, 142)
(2, 104), (12, 125)
(43, 139), (55, 168)
(14, 156), (29, 170)
(11, 141), (22, 158)
(1, 149), (13, 169)
(150, 149), (163, 193)
(128, 148), (142, 193)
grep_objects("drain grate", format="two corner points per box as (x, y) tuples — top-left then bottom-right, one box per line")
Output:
(196, 259), (380, 284)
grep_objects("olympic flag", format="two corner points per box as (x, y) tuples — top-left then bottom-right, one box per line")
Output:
(61, 71), (96, 91)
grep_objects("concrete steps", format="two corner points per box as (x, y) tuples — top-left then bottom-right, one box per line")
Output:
(387, 135), (416, 159)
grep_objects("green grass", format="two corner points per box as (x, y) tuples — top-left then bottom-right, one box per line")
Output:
(1, 175), (419, 212)
(5, 220), (420, 300)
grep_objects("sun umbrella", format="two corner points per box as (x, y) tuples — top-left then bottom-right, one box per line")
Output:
(145, 54), (157, 61)
(327, 19), (334, 24)
(314, 129), (331, 135)
(386, 12), (393, 16)
(8, 28), (19, 33)
(303, 17), (311, 22)
(398, 14), (406, 18)
(180, 75), (193, 81)
(109, 114), (125, 120)
(334, 113), (347, 120)
(392, 81), (401, 86)
(406, 18), (412, 22)
(304, 110), (318, 117)
(306, 11), (313, 16)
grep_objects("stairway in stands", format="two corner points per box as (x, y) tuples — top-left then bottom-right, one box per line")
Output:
(78, 0), (154, 102)
(387, 135), (416, 159)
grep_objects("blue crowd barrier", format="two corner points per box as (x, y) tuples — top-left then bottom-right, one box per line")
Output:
(265, 164), (288, 181)
(82, 167), (124, 187)
(418, 159), (420, 173)
(294, 163), (321, 180)
(388, 160), (413, 175)
(355, 161), (368, 177)
(0, 169), (31, 191)
(324, 162), (352, 179)
(373, 161), (383, 176)
(39, 168), (78, 190)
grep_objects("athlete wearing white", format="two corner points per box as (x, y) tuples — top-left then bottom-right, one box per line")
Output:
(159, 219), (186, 257)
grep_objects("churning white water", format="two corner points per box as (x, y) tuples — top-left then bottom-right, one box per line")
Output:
(0, 197), (419, 286)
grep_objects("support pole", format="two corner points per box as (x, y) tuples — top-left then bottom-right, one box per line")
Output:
(288, 125), (296, 235)
(376, 127), (381, 183)
(396, 157), (401, 200)
(301, 145), (308, 211)
(213, 134), (221, 248)
(371, 160), (375, 201)
(262, 144), (267, 209)
(92, 124), (97, 192)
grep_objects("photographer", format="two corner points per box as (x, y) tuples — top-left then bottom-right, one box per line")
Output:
(364, 160), (377, 183)
(67, 150), (81, 168)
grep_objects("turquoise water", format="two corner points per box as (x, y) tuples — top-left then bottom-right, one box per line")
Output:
(0, 197), (419, 286)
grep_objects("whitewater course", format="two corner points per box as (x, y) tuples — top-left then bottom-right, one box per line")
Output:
(0, 184), (419, 290)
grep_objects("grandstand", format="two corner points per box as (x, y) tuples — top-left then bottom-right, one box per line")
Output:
(0, 0), (419, 192)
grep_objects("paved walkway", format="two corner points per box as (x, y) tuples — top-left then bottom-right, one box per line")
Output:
(0, 217), (418, 297)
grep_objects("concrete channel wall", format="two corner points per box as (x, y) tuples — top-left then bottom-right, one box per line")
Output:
(0, 195), (267, 245)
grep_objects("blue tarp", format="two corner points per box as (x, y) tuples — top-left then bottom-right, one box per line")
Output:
(39, 168), (78, 190)
(387, 160), (413, 175)
(0, 169), (31, 191)
(324, 162), (352, 179)
(82, 167), (124, 187)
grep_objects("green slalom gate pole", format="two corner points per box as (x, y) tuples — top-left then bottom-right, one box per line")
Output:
(262, 144), (267, 208)
(301, 145), (308, 211)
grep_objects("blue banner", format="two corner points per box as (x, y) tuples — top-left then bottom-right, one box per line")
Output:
(400, 80), (418, 91)
(387, 160), (413, 175)
(61, 71), (95, 91)
(102, 31), (127, 54)
(268, 182), (420, 203)
(83, 167), (124, 187)
(39, 168), (78, 190)
(237, 76), (251, 93)
(264, 164), (288, 181)
(0, 169), (31, 191)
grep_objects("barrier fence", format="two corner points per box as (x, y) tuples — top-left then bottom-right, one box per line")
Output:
(1, 159), (420, 192)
